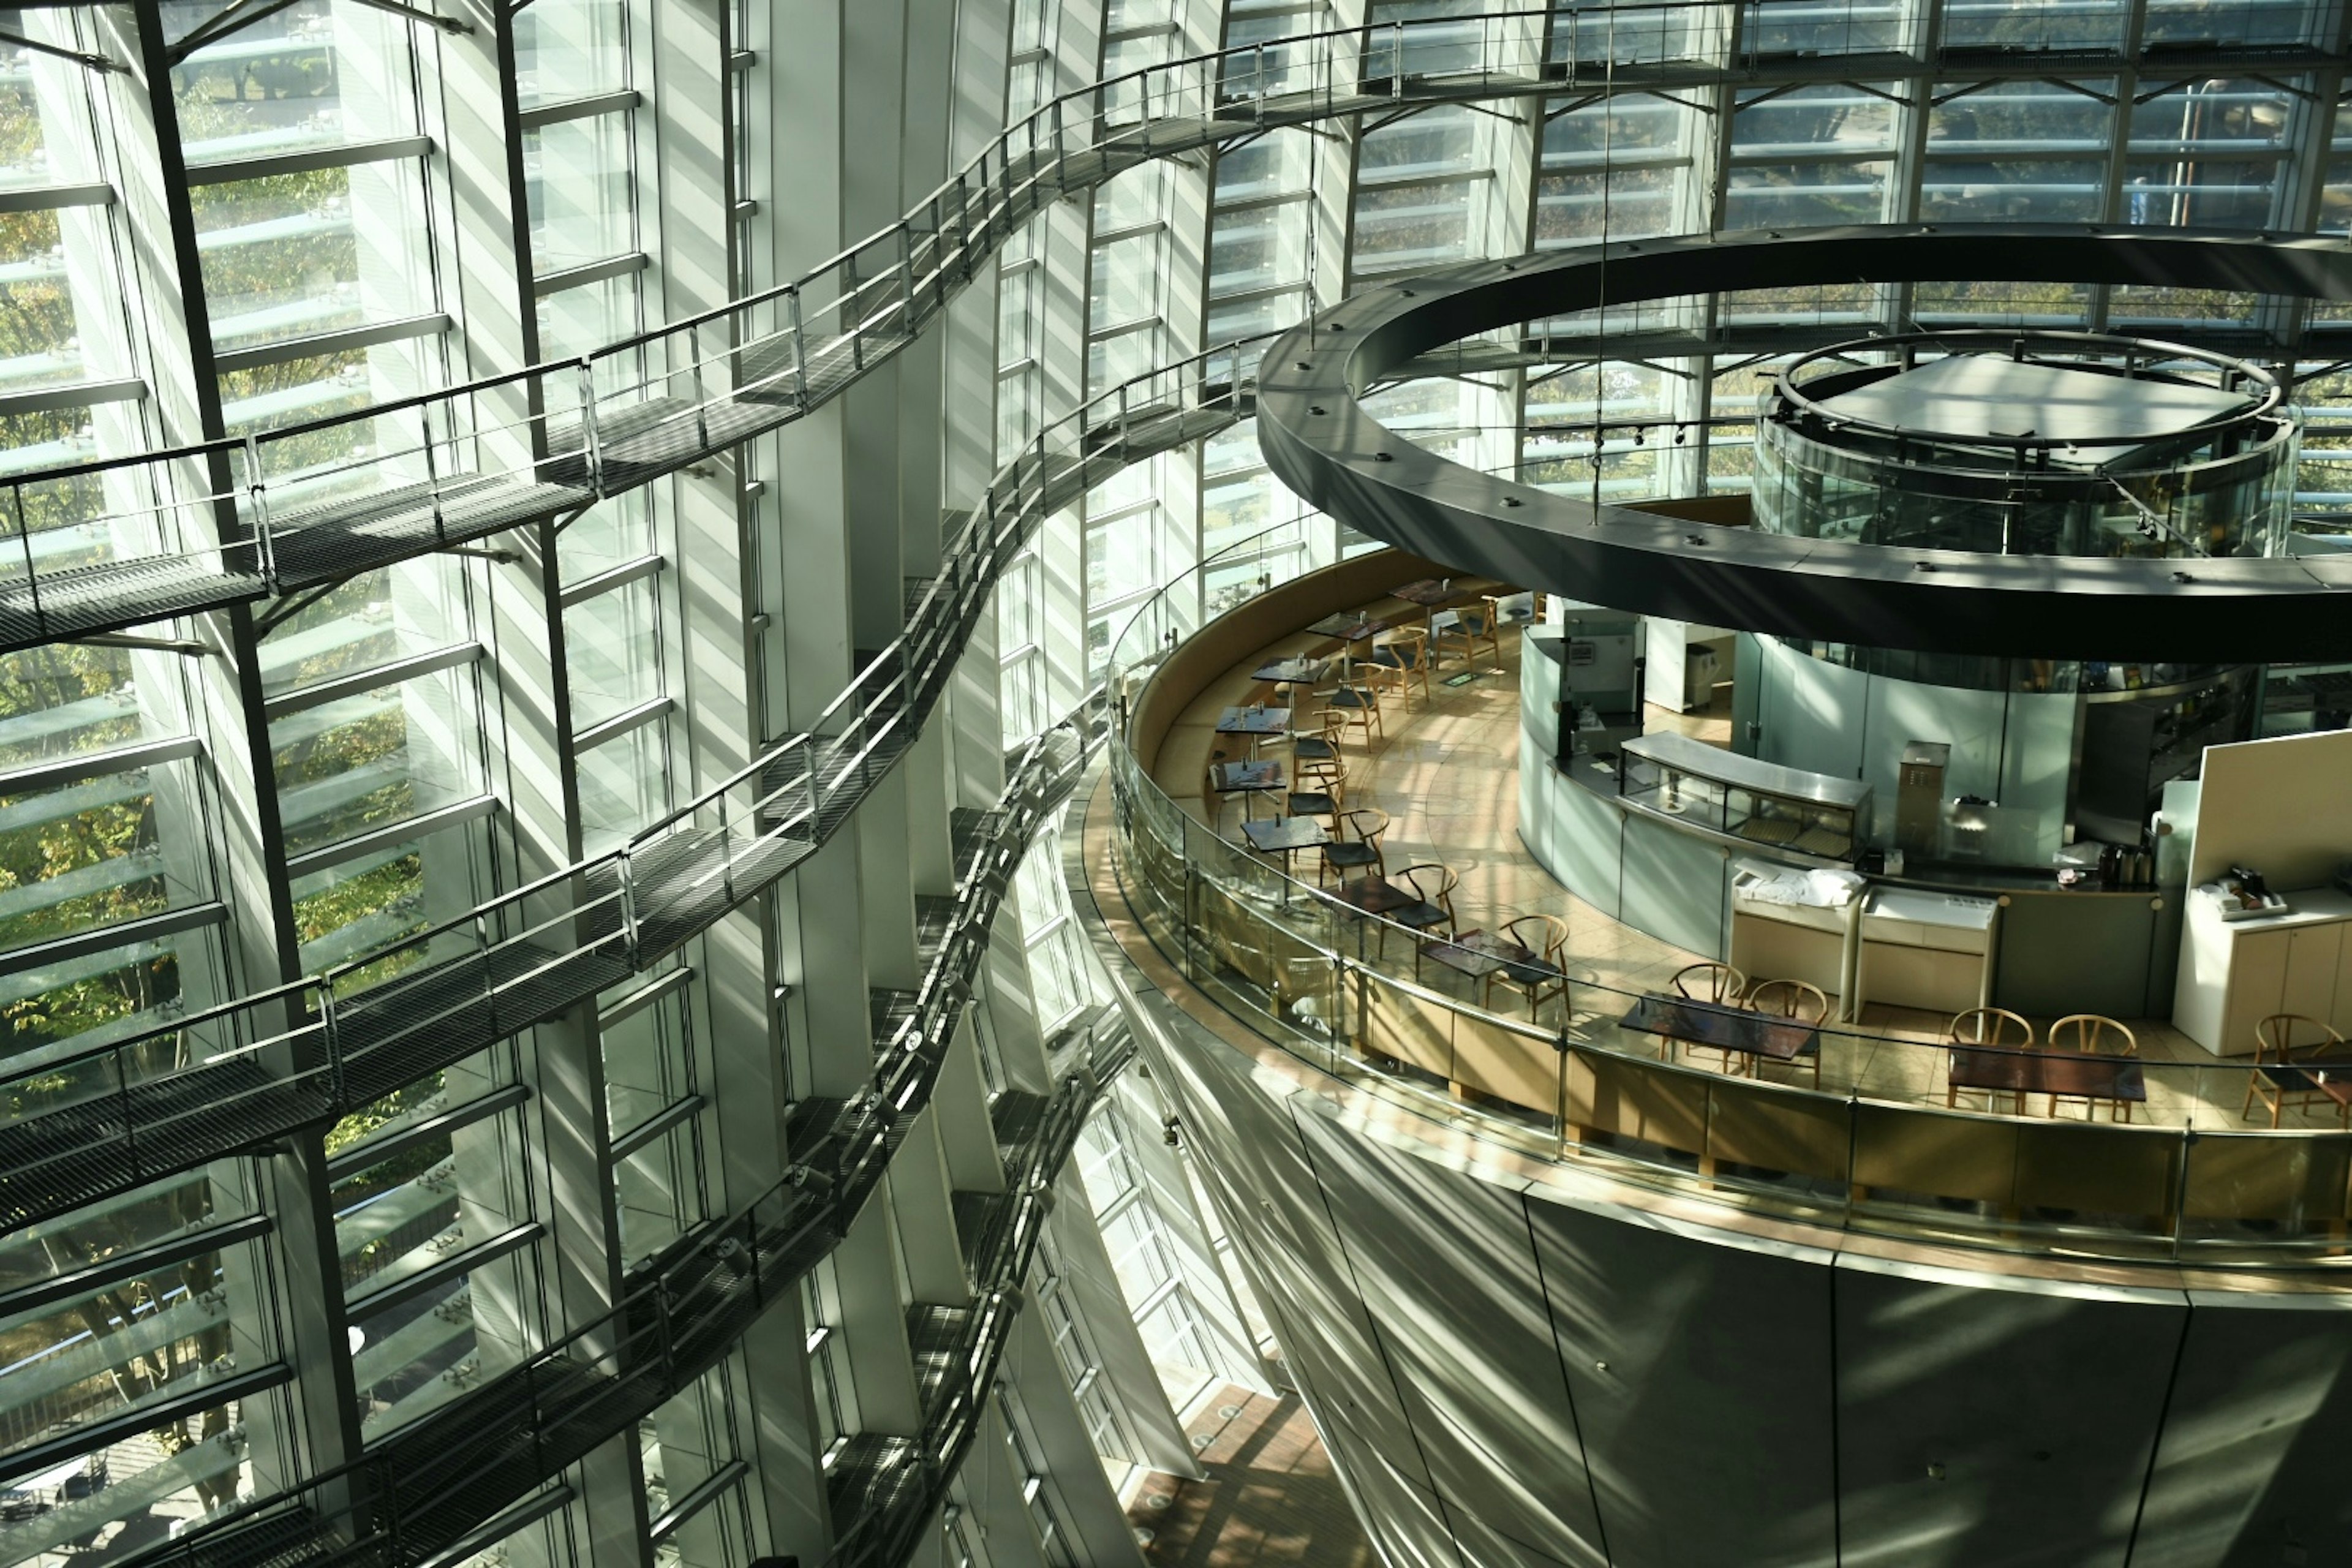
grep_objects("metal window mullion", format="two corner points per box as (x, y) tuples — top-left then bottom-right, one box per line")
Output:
(557, 551), (666, 609)
(211, 311), (453, 377)
(516, 88), (642, 131)
(281, 792), (498, 880)
(183, 134), (434, 188)
(0, 731), (200, 800)
(325, 1081), (532, 1180)
(260, 640), (486, 722)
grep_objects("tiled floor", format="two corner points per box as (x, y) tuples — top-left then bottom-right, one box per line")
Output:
(1125, 1386), (1374, 1567)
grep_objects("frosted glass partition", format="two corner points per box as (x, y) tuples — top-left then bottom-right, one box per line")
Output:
(1741, 634), (2085, 867)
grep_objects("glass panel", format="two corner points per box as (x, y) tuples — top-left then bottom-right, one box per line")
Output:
(565, 575), (664, 730)
(168, 0), (420, 165)
(577, 718), (670, 854)
(0, 765), (206, 955)
(269, 663), (477, 857)
(514, 0), (630, 112)
(537, 270), (641, 362)
(0, 208), (86, 394)
(195, 162), (433, 353)
(526, 111), (636, 274)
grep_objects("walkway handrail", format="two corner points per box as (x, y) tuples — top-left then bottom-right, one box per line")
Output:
(1102, 526), (2352, 1267)
(0, 337), (1256, 1234)
(107, 712), (1117, 1568)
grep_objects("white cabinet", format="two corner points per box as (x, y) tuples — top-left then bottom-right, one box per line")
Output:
(1855, 888), (1999, 1017)
(2173, 888), (2352, 1056)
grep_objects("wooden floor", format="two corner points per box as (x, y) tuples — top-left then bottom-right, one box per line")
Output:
(1155, 618), (2347, 1132)
(1126, 1386), (1375, 1567)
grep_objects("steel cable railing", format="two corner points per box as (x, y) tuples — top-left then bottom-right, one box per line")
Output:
(106, 712), (1112, 1568)
(0, 9), (1588, 652)
(0, 337), (1256, 1231)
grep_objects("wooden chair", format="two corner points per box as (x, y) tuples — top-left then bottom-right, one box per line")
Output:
(1368, 628), (1432, 702)
(1292, 704), (1345, 769)
(1321, 684), (1385, 747)
(1671, 960), (1746, 1004)
(1319, 807), (1388, 887)
(1287, 757), (1344, 826)
(1484, 913), (1570, 1020)
(2247, 1013), (2352, 1129)
(1665, 961), (1747, 1070)
(1947, 1006), (2035, 1115)
(1385, 862), (1457, 973)
(2048, 1013), (2137, 1055)
(1743, 978), (1828, 1086)
(2045, 1012), (2138, 1121)
(1486, 592), (1538, 643)
(1950, 1007), (2034, 1049)
(1431, 601), (1499, 665)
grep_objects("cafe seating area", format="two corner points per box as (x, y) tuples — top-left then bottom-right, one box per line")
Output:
(1114, 549), (2352, 1254)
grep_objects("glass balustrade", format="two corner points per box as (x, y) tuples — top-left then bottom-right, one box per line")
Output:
(1106, 529), (2352, 1266)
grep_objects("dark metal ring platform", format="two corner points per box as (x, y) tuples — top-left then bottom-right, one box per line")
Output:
(1255, 224), (2352, 661)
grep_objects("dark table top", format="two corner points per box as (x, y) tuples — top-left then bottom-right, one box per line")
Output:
(1210, 760), (1283, 793)
(1253, 657), (1325, 684)
(1216, 704), (1291, 734)
(1321, 875), (1420, 916)
(1421, 927), (1535, 980)
(2258, 1054), (2352, 1101)
(1307, 612), (1391, 641)
(1947, 1044), (2149, 1103)
(1390, 578), (1464, 606)
(1619, 993), (1820, 1062)
(1242, 816), (1330, 854)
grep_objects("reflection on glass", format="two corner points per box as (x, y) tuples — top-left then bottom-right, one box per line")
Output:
(269, 664), (475, 856)
(526, 113), (636, 273)
(168, 0), (419, 164)
(514, 0), (630, 112)
(565, 576), (663, 730)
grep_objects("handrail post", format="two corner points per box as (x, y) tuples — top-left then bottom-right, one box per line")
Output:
(420, 401), (444, 543)
(9, 482), (41, 628)
(1254, 41), (1266, 126)
(617, 845), (643, 968)
(1392, 20), (1404, 97)
(690, 323), (712, 452)
(846, 246), (864, 372)
(577, 360), (605, 494)
(787, 284), (808, 404)
(897, 221), (915, 337)
(243, 434), (276, 592)
(1050, 97), (1066, 192)
(115, 1044), (137, 1183)
(319, 983), (345, 1110)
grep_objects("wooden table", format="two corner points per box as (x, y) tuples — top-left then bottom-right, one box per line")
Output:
(1216, 705), (1290, 759)
(1389, 579), (1461, 608)
(1208, 759), (1283, 820)
(1618, 993), (1820, 1067)
(1320, 875), (1420, 918)
(1216, 704), (1291, 736)
(1240, 816), (1330, 883)
(2252, 1055), (2352, 1126)
(1420, 928), (1531, 983)
(1306, 611), (1392, 642)
(1946, 1044), (2149, 1120)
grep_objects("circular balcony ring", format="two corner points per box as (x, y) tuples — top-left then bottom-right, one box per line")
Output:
(1254, 224), (2352, 662)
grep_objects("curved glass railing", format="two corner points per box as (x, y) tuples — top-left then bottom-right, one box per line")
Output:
(1104, 531), (2352, 1268)
(0, 339), (1258, 1231)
